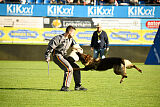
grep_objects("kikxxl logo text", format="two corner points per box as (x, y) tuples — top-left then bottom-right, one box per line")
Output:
(7, 4), (33, 15)
(48, 5), (74, 16)
(146, 21), (160, 29)
(128, 6), (155, 17)
(88, 6), (114, 17)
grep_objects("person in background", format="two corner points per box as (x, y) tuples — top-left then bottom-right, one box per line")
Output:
(91, 23), (109, 59)
(45, 25), (87, 91)
(129, 0), (138, 5)
(20, 0), (26, 4)
(66, 0), (73, 3)
(73, 0), (79, 4)
(0, 0), (4, 3)
(73, 0), (82, 4)
(50, 0), (57, 4)
(147, 0), (160, 4)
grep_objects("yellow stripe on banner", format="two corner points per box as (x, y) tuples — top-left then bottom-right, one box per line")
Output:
(57, 56), (70, 86)
(0, 27), (156, 45)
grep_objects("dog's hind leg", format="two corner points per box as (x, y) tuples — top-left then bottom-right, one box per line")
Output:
(120, 76), (124, 83)
(132, 65), (142, 73)
(120, 65), (127, 83)
(120, 76), (127, 83)
(73, 67), (91, 71)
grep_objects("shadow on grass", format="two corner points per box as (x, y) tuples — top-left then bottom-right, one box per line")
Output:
(0, 88), (60, 91)
(0, 68), (60, 71)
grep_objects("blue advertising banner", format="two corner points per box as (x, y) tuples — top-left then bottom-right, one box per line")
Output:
(0, 4), (160, 18)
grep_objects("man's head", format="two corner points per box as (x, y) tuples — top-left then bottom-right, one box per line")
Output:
(66, 25), (76, 38)
(96, 23), (102, 32)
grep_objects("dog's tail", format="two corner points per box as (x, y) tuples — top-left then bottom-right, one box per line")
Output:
(73, 68), (83, 71)
(133, 65), (142, 73)
(73, 68), (90, 71)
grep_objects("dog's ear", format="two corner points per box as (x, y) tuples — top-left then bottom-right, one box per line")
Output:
(76, 52), (83, 60)
(75, 52), (87, 64)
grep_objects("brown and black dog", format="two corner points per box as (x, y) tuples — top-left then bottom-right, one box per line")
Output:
(74, 52), (142, 83)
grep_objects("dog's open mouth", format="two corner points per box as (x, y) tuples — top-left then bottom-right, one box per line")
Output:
(76, 52), (93, 66)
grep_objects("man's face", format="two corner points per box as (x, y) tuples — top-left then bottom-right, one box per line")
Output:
(97, 27), (102, 32)
(68, 29), (75, 38)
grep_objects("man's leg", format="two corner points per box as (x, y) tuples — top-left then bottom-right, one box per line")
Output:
(66, 57), (87, 91)
(71, 62), (81, 87)
(53, 55), (73, 90)
(100, 48), (106, 59)
(93, 49), (99, 59)
(72, 63), (87, 91)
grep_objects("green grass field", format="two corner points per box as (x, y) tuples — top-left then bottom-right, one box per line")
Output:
(0, 61), (160, 107)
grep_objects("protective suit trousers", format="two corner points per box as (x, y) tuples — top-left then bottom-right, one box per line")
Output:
(53, 54), (81, 88)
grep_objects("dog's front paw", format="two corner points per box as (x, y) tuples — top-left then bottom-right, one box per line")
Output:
(120, 79), (123, 84)
(139, 69), (142, 73)
(120, 76), (126, 83)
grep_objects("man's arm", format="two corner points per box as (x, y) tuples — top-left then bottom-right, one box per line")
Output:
(45, 36), (61, 62)
(104, 31), (109, 48)
(103, 31), (109, 51)
(45, 45), (53, 62)
(91, 32), (96, 51)
(71, 39), (77, 47)
(90, 33), (95, 48)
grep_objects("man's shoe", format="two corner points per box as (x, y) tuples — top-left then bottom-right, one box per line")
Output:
(60, 86), (70, 91)
(75, 86), (87, 91)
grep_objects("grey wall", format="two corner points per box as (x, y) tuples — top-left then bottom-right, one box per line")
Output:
(0, 44), (151, 63)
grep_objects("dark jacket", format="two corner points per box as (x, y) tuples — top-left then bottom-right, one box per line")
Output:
(91, 30), (109, 49)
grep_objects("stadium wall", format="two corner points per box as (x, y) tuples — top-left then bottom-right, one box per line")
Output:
(0, 44), (150, 63)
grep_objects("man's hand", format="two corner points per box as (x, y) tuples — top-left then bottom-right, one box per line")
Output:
(45, 57), (50, 63)
(91, 47), (94, 51)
